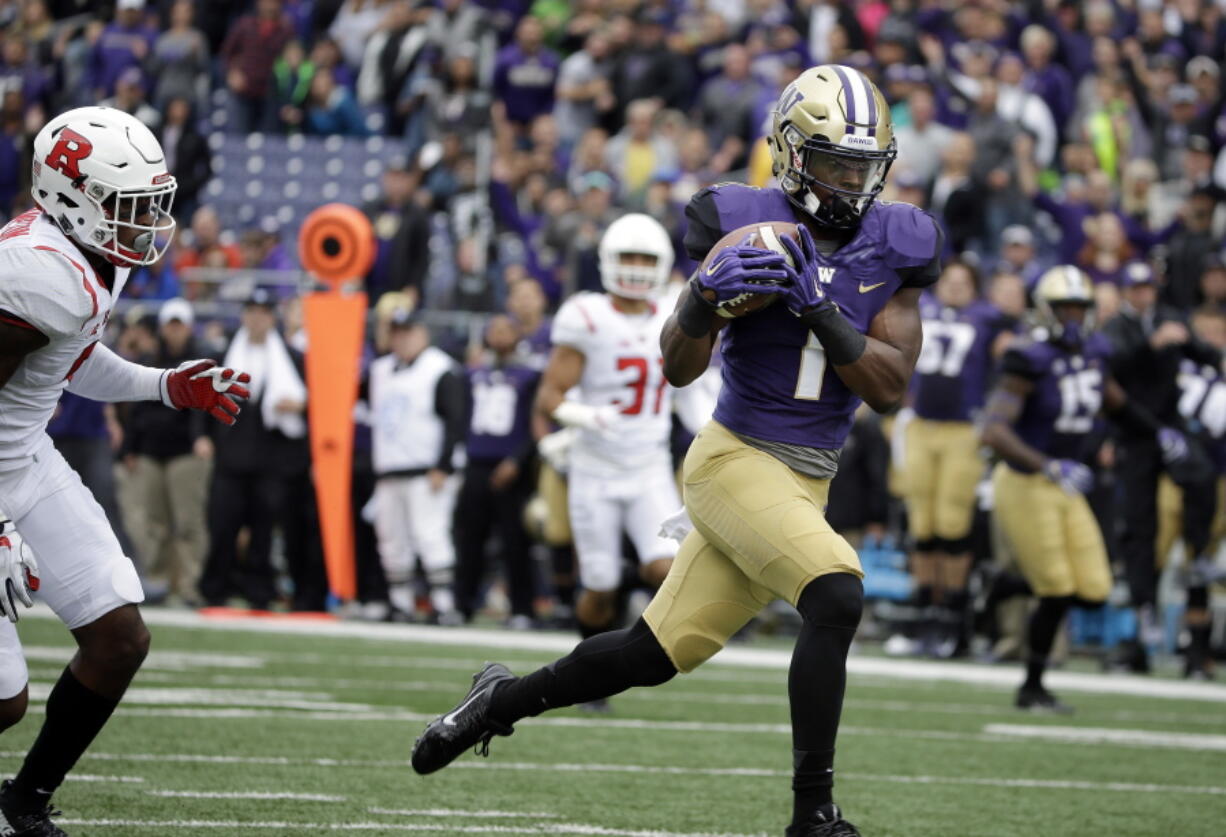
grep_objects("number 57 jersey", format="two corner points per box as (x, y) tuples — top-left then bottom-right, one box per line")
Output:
(551, 291), (674, 475)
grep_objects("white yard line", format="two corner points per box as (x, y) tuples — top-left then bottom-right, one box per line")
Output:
(64, 774), (145, 784)
(148, 790), (345, 801)
(983, 724), (1226, 752)
(8, 751), (1224, 797)
(56, 819), (766, 836)
(368, 808), (559, 819)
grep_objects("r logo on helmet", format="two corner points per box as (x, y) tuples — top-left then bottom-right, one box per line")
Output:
(44, 128), (93, 184)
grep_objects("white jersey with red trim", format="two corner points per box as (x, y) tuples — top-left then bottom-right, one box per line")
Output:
(551, 291), (674, 475)
(0, 210), (129, 460)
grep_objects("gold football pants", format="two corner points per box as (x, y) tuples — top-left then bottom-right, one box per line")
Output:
(991, 462), (1111, 601)
(643, 421), (862, 672)
(903, 418), (982, 542)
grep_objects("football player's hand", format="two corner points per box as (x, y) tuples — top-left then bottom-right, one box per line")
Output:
(0, 524), (39, 623)
(779, 226), (836, 317)
(552, 400), (621, 437)
(161, 359), (251, 426)
(537, 427), (577, 472)
(1157, 427), (1189, 465)
(1044, 459), (1093, 495)
(697, 241), (790, 304)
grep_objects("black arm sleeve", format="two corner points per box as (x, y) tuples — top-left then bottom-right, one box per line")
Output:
(682, 188), (725, 262)
(1001, 346), (1040, 380)
(433, 370), (467, 473)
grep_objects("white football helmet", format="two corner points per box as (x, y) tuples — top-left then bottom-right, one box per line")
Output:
(31, 106), (177, 266)
(598, 213), (674, 300)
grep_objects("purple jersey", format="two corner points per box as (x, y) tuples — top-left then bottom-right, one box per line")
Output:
(1175, 358), (1226, 473)
(683, 184), (942, 450)
(465, 362), (540, 463)
(1000, 331), (1113, 470)
(912, 296), (1009, 421)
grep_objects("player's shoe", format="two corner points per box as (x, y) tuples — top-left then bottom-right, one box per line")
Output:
(1015, 683), (1074, 714)
(411, 663), (516, 775)
(785, 804), (861, 836)
(0, 780), (68, 836)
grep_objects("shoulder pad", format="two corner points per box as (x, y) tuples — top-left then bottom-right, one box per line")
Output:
(876, 203), (941, 269)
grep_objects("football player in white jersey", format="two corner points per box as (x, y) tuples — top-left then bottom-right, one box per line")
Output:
(0, 107), (250, 837)
(534, 214), (680, 662)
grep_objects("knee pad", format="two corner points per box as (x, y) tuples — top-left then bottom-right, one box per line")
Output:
(796, 572), (864, 631)
(937, 535), (974, 555)
(913, 538), (940, 554)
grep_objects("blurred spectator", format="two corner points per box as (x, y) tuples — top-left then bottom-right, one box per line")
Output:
(303, 68), (369, 136)
(1199, 255), (1226, 312)
(545, 170), (619, 296)
(90, 0), (158, 99)
(695, 43), (761, 173)
(506, 276), (551, 368)
(120, 299), (211, 606)
(1021, 25), (1075, 135)
(11, 0), (55, 69)
(453, 314), (542, 626)
(0, 34), (51, 115)
(126, 239), (182, 300)
(368, 310), (465, 623)
(272, 40), (314, 132)
(604, 99), (678, 199)
(554, 27), (614, 149)
(995, 225), (1046, 288)
(1165, 186), (1225, 310)
(610, 8), (691, 111)
(401, 46), (490, 155)
(101, 66), (160, 131)
(175, 206), (242, 275)
(149, 0), (209, 111)
(328, 0), (396, 70)
(494, 15), (560, 128)
(893, 85), (955, 187)
(355, 0), (434, 135)
(930, 132), (982, 253)
(364, 159), (430, 298)
(0, 88), (31, 222)
(221, 0), (295, 133)
(199, 290), (307, 610)
(160, 97), (210, 222)
(309, 35), (355, 90)
(1077, 213), (1135, 286)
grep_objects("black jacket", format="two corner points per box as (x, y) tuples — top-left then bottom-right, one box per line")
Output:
(1102, 305), (1222, 434)
(123, 338), (209, 460)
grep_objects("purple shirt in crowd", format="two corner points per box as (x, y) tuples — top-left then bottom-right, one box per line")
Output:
(492, 44), (560, 125)
(465, 361), (540, 462)
(90, 21), (158, 96)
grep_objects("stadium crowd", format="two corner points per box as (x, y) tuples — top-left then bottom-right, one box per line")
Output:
(1, 0), (1225, 677)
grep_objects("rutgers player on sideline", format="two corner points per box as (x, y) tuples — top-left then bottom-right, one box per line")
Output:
(533, 214), (679, 693)
(0, 107), (250, 837)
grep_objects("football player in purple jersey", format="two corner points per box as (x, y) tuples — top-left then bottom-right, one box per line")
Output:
(981, 267), (1192, 712)
(411, 65), (939, 837)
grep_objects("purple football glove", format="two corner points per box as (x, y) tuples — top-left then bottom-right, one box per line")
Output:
(779, 225), (835, 317)
(1157, 427), (1189, 465)
(697, 239), (790, 305)
(1044, 459), (1093, 495)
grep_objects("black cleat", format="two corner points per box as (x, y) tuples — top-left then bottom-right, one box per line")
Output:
(1015, 683), (1074, 714)
(786, 804), (861, 836)
(0, 780), (68, 836)
(411, 662), (516, 775)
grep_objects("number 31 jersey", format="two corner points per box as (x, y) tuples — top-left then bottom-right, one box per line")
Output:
(551, 291), (673, 474)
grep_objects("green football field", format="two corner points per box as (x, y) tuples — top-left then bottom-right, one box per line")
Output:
(3, 608), (1224, 837)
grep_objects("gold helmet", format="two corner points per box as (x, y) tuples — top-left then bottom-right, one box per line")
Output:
(767, 65), (896, 229)
(1033, 265), (1096, 345)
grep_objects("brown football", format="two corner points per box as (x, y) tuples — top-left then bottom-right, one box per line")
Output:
(699, 220), (799, 318)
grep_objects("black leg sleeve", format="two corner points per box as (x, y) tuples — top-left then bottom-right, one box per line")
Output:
(1024, 595), (1074, 687)
(790, 573), (864, 825)
(488, 618), (677, 726)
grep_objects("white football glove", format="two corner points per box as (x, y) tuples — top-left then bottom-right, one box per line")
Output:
(0, 521), (39, 623)
(551, 401), (622, 438)
(538, 427), (577, 473)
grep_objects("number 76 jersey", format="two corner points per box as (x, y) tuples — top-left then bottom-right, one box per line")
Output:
(551, 291), (674, 474)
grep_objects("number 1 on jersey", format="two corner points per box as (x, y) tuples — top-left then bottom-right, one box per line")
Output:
(794, 333), (826, 400)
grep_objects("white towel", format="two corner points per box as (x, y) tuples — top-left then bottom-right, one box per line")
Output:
(225, 327), (307, 440)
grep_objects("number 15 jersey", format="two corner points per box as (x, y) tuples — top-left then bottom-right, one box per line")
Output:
(551, 291), (673, 475)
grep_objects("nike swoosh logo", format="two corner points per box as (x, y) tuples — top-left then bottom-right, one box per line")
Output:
(859, 282), (887, 293)
(442, 688), (486, 726)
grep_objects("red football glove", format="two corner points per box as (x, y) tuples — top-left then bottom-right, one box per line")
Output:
(161, 359), (252, 425)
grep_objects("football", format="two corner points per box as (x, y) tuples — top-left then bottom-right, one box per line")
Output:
(699, 220), (800, 318)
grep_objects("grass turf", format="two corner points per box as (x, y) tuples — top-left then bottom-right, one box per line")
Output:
(2, 612), (1223, 836)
